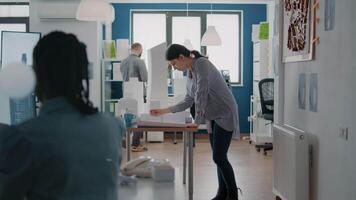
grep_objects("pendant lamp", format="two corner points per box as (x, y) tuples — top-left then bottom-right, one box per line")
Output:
(201, 3), (221, 46)
(201, 26), (222, 46)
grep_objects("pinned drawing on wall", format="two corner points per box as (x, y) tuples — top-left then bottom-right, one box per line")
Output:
(298, 73), (306, 110)
(283, 0), (314, 62)
(309, 73), (318, 112)
(324, 0), (335, 31)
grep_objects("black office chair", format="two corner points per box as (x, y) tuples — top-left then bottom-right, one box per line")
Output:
(255, 78), (274, 155)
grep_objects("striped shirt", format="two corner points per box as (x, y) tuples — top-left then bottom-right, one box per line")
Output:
(170, 57), (240, 136)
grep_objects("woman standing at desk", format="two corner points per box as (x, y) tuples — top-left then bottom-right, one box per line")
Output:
(150, 44), (241, 200)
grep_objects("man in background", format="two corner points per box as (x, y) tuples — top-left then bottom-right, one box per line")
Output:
(120, 42), (148, 152)
(120, 42), (147, 82)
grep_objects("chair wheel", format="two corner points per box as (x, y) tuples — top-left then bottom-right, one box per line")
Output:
(256, 148), (261, 152)
(264, 151), (267, 156)
(249, 141), (252, 144)
(174, 141), (177, 144)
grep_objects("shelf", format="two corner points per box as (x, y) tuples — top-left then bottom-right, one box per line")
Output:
(104, 80), (122, 82)
(102, 58), (121, 62)
(104, 99), (120, 102)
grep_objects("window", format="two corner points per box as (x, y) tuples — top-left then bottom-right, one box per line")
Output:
(207, 14), (241, 84)
(0, 3), (29, 63)
(131, 11), (242, 85)
(172, 16), (201, 51)
(0, 5), (29, 17)
(132, 13), (166, 66)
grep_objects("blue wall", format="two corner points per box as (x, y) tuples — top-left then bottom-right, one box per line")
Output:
(112, 3), (266, 133)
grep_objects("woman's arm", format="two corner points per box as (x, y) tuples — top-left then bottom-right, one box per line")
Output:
(194, 59), (210, 124)
(150, 93), (194, 116)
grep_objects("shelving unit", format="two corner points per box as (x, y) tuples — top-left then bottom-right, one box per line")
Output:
(101, 59), (122, 114)
(249, 24), (273, 145)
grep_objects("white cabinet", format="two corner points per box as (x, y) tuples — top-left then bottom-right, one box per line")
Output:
(249, 96), (273, 144)
(253, 41), (269, 81)
(249, 24), (272, 145)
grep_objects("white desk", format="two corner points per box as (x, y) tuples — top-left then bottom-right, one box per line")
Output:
(126, 126), (197, 200)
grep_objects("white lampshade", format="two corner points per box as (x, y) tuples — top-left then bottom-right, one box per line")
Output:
(183, 39), (194, 50)
(76, 0), (114, 22)
(0, 63), (35, 99)
(201, 26), (222, 46)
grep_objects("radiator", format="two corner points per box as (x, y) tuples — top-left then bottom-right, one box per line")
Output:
(272, 125), (310, 200)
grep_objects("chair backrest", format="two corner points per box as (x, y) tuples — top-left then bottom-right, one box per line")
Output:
(258, 78), (274, 115)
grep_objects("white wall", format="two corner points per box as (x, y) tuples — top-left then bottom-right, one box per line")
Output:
(281, 0), (356, 199)
(29, 0), (102, 108)
(267, 1), (275, 76)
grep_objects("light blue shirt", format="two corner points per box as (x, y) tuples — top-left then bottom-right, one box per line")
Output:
(0, 97), (124, 200)
(170, 57), (240, 136)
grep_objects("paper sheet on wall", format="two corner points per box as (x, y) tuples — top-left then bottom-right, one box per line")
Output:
(309, 73), (318, 112)
(325, 0), (335, 31)
(298, 73), (306, 110)
(259, 22), (269, 40)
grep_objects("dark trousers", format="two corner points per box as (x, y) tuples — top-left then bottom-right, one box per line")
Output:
(209, 121), (237, 191)
(132, 132), (143, 146)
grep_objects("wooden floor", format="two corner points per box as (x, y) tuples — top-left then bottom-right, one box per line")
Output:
(122, 137), (274, 200)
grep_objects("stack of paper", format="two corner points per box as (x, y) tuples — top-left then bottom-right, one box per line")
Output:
(137, 111), (190, 127)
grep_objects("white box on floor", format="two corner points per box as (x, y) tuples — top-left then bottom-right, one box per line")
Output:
(151, 165), (175, 182)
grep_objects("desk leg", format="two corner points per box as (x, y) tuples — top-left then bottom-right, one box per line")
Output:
(173, 132), (177, 144)
(183, 131), (187, 184)
(126, 130), (131, 162)
(188, 131), (194, 200)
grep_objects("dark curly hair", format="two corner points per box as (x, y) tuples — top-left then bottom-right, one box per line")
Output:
(33, 31), (97, 114)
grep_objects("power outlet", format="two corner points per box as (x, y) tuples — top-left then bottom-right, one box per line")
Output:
(338, 127), (349, 141)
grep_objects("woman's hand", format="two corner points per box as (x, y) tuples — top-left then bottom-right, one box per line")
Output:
(150, 108), (171, 116)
